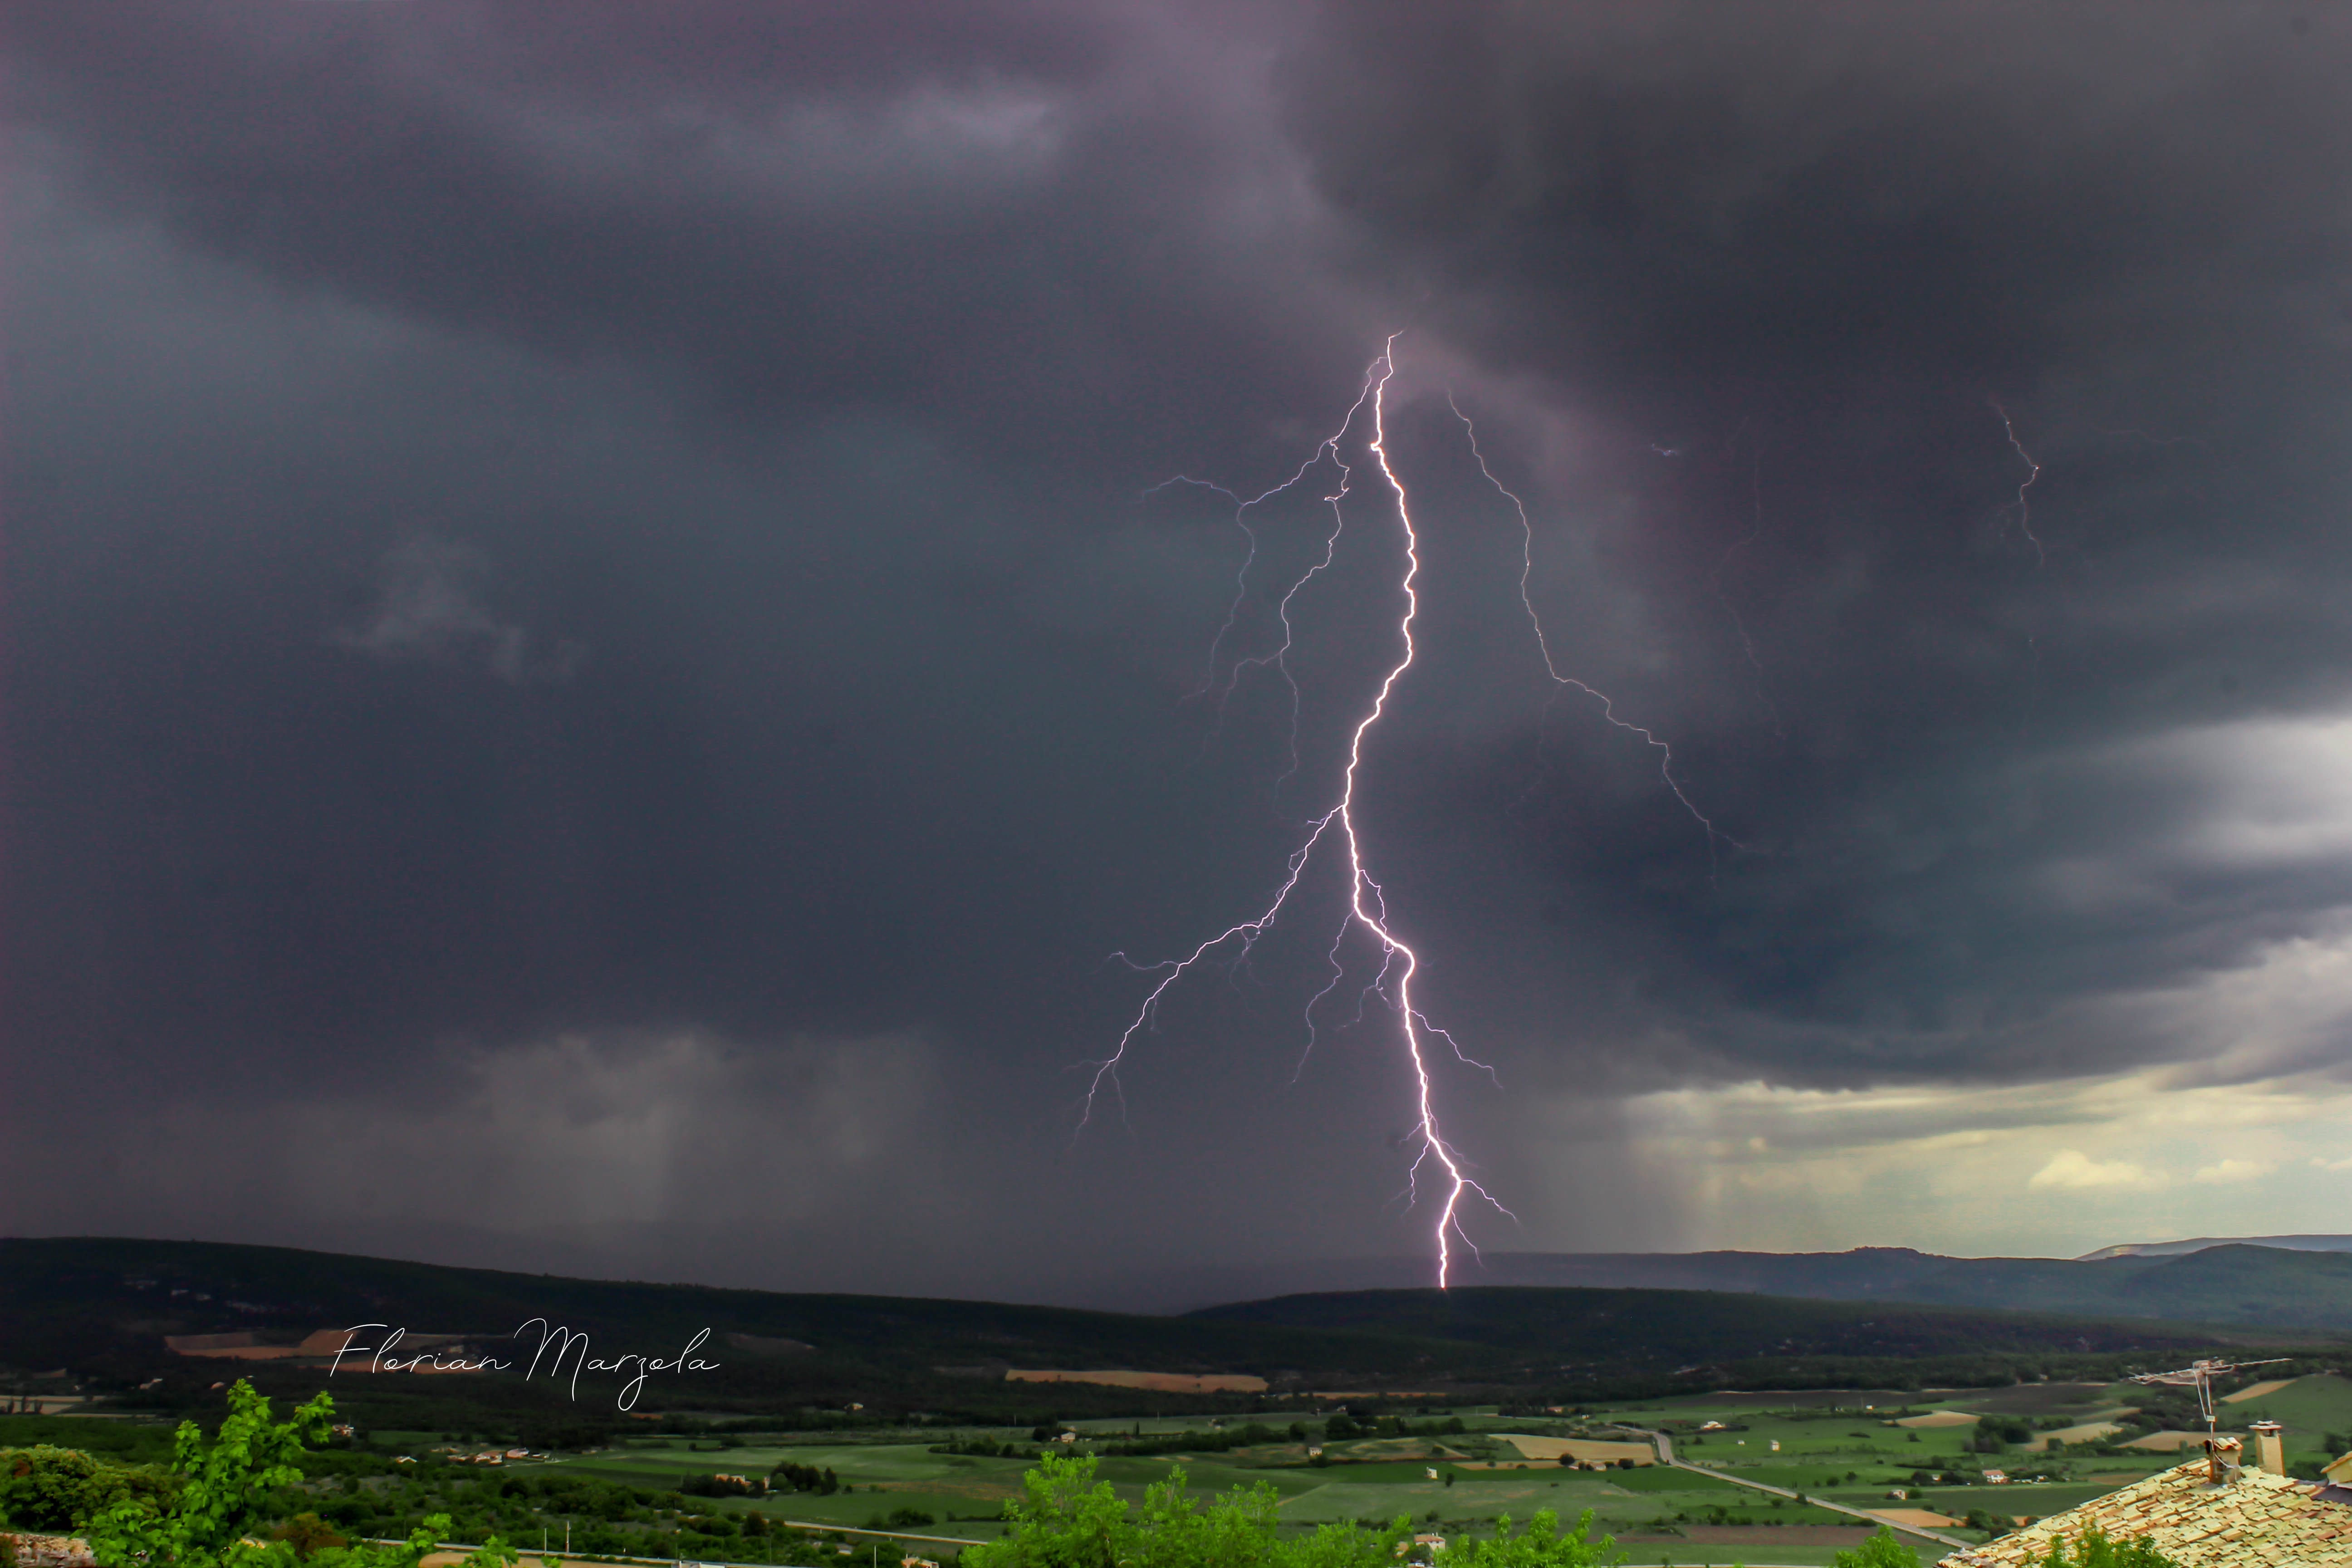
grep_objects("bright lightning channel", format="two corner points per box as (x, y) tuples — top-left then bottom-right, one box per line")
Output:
(1088, 339), (1512, 1287)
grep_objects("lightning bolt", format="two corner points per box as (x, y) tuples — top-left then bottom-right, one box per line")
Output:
(1991, 397), (2045, 566)
(1088, 339), (1512, 1286)
(1449, 392), (1739, 858)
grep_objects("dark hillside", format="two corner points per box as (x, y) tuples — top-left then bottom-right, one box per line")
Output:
(0, 1235), (1460, 1382)
(1186, 1284), (2239, 1363)
(2114, 1245), (2352, 1324)
(5, 1238), (2335, 1431)
(1469, 1244), (2352, 1328)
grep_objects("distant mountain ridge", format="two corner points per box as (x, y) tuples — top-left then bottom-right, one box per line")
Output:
(2077, 1235), (2352, 1261)
(1429, 1243), (2352, 1328)
(1083, 1243), (2352, 1328)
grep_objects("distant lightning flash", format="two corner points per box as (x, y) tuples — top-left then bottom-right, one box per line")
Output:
(1088, 339), (1513, 1287)
(1990, 397), (2045, 567)
(1449, 392), (1738, 857)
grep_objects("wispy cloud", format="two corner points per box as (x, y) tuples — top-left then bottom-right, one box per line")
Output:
(335, 537), (585, 685)
(2192, 1157), (2272, 1185)
(2033, 1149), (2161, 1191)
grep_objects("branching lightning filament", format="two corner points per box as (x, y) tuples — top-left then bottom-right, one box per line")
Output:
(1087, 339), (1512, 1286)
(1991, 397), (2045, 566)
(1450, 393), (1738, 857)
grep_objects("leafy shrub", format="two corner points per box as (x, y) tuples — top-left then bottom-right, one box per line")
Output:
(1832, 1529), (1918, 1568)
(2031, 1527), (2180, 1567)
(961, 1455), (1619, 1568)
(270, 1515), (348, 1560)
(1, 1446), (174, 1533)
(770, 1462), (841, 1496)
(681, 1475), (759, 1499)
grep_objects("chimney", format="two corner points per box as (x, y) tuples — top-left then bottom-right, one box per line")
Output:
(2250, 1421), (2285, 1477)
(2206, 1434), (2242, 1485)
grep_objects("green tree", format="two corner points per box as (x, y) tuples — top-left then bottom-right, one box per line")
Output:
(81, 1380), (516, 1568)
(1434, 1510), (1618, 1568)
(2032, 1527), (2180, 1568)
(1831, 1528), (1919, 1568)
(964, 1456), (1634, 1568)
(964, 1455), (1413, 1568)
(964, 1454), (1134, 1568)
(83, 1381), (334, 1568)
(2, 1446), (174, 1533)
(272, 1515), (347, 1560)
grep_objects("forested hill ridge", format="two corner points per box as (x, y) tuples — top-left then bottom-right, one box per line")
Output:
(1435, 1242), (2352, 1328)
(2078, 1233), (2352, 1260)
(0, 1236), (2321, 1434)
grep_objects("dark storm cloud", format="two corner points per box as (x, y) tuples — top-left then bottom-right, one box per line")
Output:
(6, 0), (1354, 482)
(1254, 1), (2352, 1092)
(0, 0), (1411, 1285)
(11, 0), (2352, 1283)
(1282, 2), (2352, 392)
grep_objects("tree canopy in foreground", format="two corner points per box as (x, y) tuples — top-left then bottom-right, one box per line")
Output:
(963, 1454), (1617, 1568)
(75, 1382), (518, 1568)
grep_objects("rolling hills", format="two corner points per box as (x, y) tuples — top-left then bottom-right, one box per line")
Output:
(1409, 1242), (2352, 1329)
(0, 1235), (2322, 1435)
(2078, 1233), (2352, 1260)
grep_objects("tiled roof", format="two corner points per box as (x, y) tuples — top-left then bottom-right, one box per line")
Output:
(1937, 1460), (2352, 1568)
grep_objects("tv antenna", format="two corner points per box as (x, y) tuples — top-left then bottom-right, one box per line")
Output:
(2128, 1357), (2288, 1434)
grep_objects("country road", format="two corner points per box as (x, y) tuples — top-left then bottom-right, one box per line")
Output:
(1621, 1427), (1971, 1553)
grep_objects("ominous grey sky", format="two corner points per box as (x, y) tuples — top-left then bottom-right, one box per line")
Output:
(9, 1), (2352, 1303)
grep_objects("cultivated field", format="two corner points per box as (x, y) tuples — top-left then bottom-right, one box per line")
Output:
(1004, 1371), (1269, 1393)
(496, 1372), (2352, 1568)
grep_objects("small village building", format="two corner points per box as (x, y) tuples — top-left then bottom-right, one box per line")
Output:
(1937, 1450), (2352, 1568)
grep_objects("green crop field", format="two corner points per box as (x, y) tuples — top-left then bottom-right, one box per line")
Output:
(408, 1369), (2293, 1564)
(516, 1395), (2063, 1564)
(13, 1350), (2339, 1568)
(2220, 1372), (2352, 1440)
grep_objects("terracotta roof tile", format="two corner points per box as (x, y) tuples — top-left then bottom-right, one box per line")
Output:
(1936, 1460), (2352, 1568)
